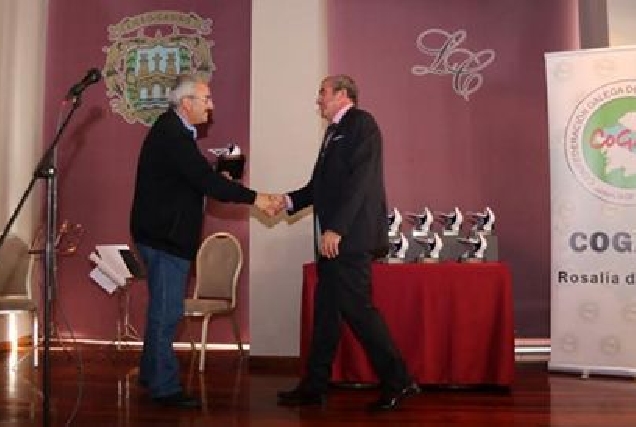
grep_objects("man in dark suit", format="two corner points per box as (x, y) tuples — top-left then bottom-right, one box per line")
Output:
(130, 75), (276, 408)
(277, 75), (419, 411)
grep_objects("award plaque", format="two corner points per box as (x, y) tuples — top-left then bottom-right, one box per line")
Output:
(436, 207), (463, 236)
(406, 207), (434, 238)
(209, 143), (246, 179)
(467, 206), (496, 234)
(387, 207), (403, 239)
(217, 154), (245, 179)
(385, 232), (409, 263)
(458, 233), (488, 263)
(414, 232), (443, 263)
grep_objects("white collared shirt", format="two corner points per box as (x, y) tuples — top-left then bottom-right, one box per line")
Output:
(331, 103), (353, 126)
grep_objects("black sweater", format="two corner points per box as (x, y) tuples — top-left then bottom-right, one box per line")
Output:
(130, 109), (256, 260)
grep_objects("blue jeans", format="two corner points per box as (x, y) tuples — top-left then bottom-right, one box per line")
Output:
(136, 244), (191, 398)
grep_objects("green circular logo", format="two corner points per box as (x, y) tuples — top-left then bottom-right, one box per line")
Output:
(565, 80), (636, 205)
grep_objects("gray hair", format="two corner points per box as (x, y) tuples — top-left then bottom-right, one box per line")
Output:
(327, 74), (358, 105)
(168, 74), (208, 106)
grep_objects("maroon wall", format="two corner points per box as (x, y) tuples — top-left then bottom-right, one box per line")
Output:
(327, 0), (579, 337)
(45, 1), (252, 342)
(45, 0), (580, 343)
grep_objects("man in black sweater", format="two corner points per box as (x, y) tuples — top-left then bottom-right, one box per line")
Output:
(130, 75), (274, 408)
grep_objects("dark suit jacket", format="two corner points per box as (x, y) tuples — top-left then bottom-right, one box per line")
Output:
(130, 109), (256, 260)
(288, 107), (389, 256)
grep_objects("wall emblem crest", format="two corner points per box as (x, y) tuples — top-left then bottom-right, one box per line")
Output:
(103, 11), (215, 126)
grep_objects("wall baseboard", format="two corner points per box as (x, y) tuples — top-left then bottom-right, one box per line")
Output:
(248, 355), (300, 374)
(1, 337), (552, 363)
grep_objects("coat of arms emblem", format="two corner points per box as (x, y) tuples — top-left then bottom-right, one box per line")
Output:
(103, 11), (215, 126)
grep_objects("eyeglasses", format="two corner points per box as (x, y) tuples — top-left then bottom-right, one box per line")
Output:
(187, 95), (213, 104)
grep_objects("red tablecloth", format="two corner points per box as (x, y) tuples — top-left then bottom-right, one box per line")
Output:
(300, 261), (514, 386)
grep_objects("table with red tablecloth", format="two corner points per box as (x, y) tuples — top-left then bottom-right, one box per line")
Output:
(300, 261), (514, 386)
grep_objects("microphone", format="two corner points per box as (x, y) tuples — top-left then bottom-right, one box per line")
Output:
(65, 68), (102, 100)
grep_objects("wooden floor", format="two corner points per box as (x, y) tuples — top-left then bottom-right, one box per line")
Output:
(2, 346), (636, 426)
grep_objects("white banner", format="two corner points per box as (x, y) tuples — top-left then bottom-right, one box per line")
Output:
(546, 46), (636, 376)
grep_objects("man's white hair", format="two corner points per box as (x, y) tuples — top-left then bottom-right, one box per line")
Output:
(168, 74), (208, 106)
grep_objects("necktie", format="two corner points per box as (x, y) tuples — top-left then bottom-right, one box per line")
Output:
(319, 123), (337, 159)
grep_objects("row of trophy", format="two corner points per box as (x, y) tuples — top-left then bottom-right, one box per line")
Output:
(385, 207), (497, 263)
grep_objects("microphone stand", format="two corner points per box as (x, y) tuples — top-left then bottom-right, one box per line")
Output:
(0, 94), (83, 427)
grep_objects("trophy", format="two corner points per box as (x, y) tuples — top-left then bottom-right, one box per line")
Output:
(414, 232), (443, 263)
(466, 206), (495, 235)
(458, 233), (488, 262)
(209, 143), (246, 179)
(387, 207), (402, 239)
(436, 207), (463, 236)
(387, 232), (409, 263)
(406, 207), (434, 238)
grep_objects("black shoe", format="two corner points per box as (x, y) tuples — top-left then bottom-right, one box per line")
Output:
(152, 391), (201, 408)
(367, 382), (420, 412)
(277, 384), (325, 406)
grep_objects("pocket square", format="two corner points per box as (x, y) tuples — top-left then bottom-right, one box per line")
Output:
(332, 135), (344, 141)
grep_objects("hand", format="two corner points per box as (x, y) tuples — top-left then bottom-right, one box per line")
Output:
(254, 193), (285, 217)
(320, 230), (341, 258)
(269, 194), (287, 214)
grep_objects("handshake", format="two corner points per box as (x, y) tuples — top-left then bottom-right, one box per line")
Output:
(217, 171), (287, 217)
(253, 193), (288, 217)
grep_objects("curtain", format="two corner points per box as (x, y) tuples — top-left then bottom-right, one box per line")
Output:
(0, 0), (47, 242)
(0, 0), (47, 340)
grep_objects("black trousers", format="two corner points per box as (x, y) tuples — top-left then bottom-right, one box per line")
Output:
(305, 252), (411, 394)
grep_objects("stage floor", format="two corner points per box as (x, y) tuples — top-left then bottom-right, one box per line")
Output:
(2, 345), (636, 426)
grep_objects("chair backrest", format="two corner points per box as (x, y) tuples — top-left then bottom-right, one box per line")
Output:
(0, 234), (32, 298)
(194, 232), (243, 306)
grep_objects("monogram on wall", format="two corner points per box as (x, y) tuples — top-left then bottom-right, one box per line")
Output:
(102, 11), (215, 126)
(411, 29), (496, 101)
